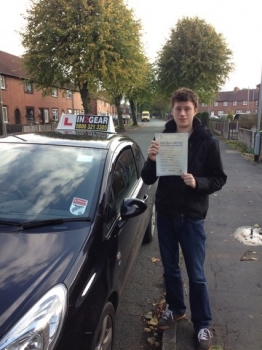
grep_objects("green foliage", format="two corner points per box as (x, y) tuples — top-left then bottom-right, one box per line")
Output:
(195, 112), (202, 120)
(156, 16), (234, 104)
(201, 111), (209, 125)
(238, 114), (258, 129)
(21, 0), (145, 115)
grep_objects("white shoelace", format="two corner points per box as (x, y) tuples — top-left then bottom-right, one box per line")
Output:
(198, 328), (213, 341)
(162, 309), (174, 320)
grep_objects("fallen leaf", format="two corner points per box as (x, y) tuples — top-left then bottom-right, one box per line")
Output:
(147, 317), (158, 326)
(144, 311), (153, 320)
(144, 327), (152, 333)
(147, 337), (156, 345)
(151, 257), (160, 263)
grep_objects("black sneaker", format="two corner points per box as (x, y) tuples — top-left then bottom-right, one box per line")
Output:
(157, 309), (186, 330)
(197, 328), (213, 350)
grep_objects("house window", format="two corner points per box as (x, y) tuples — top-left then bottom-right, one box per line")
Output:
(201, 103), (207, 107)
(66, 90), (72, 99)
(24, 81), (33, 93)
(243, 101), (247, 105)
(214, 102), (218, 106)
(52, 88), (58, 97)
(81, 110), (84, 114)
(52, 108), (58, 121)
(0, 75), (5, 89)
(74, 109), (80, 115)
(223, 102), (228, 106)
(67, 109), (72, 114)
(218, 111), (224, 116)
(26, 107), (34, 122)
(2, 106), (8, 122)
(236, 110), (242, 114)
(233, 101), (237, 106)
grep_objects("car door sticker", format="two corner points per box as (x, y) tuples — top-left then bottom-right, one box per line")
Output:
(70, 197), (88, 215)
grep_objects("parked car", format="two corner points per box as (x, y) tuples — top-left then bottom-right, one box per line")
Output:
(0, 115), (156, 350)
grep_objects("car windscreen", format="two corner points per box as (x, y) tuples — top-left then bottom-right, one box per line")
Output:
(0, 143), (107, 223)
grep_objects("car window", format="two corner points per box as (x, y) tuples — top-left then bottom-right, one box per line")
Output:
(0, 144), (106, 222)
(132, 144), (145, 175)
(106, 148), (137, 229)
(112, 148), (137, 211)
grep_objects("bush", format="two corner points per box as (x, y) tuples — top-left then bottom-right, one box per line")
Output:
(198, 111), (209, 125)
(237, 114), (257, 130)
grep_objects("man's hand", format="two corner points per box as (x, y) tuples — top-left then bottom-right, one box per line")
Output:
(147, 140), (159, 161)
(181, 173), (196, 188)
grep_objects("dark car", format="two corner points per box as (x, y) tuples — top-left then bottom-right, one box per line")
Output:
(0, 116), (156, 350)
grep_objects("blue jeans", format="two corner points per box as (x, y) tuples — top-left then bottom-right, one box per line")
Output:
(157, 212), (212, 332)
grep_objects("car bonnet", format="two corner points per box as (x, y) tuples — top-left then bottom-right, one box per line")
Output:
(0, 225), (90, 337)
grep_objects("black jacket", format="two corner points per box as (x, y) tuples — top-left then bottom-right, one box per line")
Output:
(141, 118), (227, 218)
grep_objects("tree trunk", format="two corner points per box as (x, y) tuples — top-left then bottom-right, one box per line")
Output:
(79, 83), (91, 114)
(115, 94), (125, 132)
(129, 98), (138, 126)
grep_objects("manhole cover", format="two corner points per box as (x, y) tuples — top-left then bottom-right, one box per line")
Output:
(234, 226), (262, 246)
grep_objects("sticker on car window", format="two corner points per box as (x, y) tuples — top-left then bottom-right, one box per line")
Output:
(70, 197), (88, 215)
(77, 155), (93, 162)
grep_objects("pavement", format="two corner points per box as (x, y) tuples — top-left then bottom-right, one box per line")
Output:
(161, 139), (262, 350)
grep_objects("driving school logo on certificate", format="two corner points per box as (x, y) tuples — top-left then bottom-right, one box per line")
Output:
(155, 133), (188, 176)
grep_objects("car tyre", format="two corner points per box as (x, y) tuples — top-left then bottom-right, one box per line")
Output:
(143, 204), (155, 244)
(93, 302), (115, 350)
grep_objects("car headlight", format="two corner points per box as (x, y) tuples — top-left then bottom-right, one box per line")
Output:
(0, 284), (67, 350)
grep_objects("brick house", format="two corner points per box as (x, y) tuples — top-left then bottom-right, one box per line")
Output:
(0, 50), (116, 125)
(199, 86), (260, 117)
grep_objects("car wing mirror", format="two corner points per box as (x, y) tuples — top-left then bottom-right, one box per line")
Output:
(120, 198), (147, 220)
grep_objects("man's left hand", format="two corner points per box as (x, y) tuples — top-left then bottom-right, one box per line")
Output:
(181, 173), (196, 188)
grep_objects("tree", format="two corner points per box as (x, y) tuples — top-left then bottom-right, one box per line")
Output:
(21, 0), (144, 115)
(156, 17), (234, 104)
(126, 62), (155, 126)
(101, 6), (148, 131)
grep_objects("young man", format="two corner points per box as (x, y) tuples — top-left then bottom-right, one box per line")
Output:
(141, 87), (227, 350)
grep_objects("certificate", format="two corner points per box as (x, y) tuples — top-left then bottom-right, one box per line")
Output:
(155, 133), (188, 176)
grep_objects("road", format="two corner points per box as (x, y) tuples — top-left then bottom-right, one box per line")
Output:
(114, 119), (166, 350)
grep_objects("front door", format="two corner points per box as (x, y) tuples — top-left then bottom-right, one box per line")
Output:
(14, 109), (21, 124)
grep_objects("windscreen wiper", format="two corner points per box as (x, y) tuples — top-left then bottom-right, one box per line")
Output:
(0, 220), (22, 227)
(21, 217), (92, 229)
(0, 217), (91, 230)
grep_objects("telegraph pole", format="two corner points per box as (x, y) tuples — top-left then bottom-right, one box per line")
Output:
(254, 68), (262, 162)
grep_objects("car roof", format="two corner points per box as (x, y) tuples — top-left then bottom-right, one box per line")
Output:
(0, 131), (133, 150)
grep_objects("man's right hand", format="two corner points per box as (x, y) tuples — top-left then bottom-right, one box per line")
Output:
(147, 140), (159, 161)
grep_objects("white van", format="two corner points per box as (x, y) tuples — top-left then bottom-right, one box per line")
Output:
(141, 111), (150, 122)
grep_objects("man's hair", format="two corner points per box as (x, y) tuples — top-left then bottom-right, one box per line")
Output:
(171, 87), (198, 109)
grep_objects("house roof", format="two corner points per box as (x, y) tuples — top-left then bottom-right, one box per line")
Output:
(0, 50), (26, 79)
(217, 88), (260, 102)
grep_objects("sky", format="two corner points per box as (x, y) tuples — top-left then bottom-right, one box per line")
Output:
(1, 0), (262, 91)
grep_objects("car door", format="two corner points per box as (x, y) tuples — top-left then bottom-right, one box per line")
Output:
(105, 146), (148, 295)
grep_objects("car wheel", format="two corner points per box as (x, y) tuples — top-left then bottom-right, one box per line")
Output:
(93, 302), (115, 350)
(143, 204), (155, 244)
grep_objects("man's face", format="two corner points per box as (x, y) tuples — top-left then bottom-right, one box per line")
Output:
(172, 100), (197, 131)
